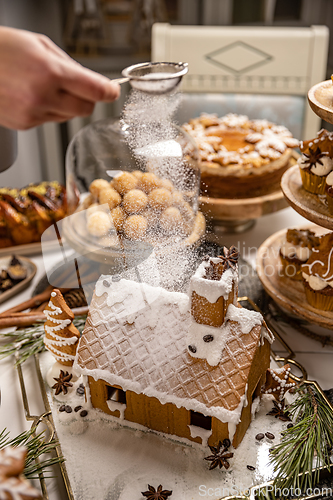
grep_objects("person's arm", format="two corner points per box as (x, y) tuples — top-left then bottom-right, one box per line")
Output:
(0, 27), (120, 130)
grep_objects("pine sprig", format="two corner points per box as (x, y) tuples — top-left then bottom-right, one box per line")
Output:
(269, 385), (333, 492)
(0, 427), (64, 479)
(0, 316), (87, 365)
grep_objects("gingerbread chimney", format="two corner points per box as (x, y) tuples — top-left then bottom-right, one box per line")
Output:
(190, 246), (239, 327)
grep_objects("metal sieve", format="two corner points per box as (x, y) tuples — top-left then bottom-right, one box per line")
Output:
(112, 62), (188, 94)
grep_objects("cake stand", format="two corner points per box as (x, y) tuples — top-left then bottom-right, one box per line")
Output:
(281, 165), (333, 230)
(256, 224), (333, 330)
(258, 80), (333, 330)
(200, 153), (298, 236)
(307, 78), (333, 125)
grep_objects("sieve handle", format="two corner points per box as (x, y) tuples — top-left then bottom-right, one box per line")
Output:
(111, 77), (129, 85)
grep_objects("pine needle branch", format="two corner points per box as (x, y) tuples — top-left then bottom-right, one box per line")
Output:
(269, 385), (333, 492)
(0, 427), (64, 479)
(0, 316), (87, 365)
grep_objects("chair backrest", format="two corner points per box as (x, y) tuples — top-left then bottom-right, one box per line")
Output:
(152, 23), (329, 140)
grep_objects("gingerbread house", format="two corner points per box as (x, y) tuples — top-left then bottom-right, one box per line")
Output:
(74, 249), (274, 448)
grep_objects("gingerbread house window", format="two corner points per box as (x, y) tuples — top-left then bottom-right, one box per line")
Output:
(107, 385), (126, 405)
(190, 410), (212, 430)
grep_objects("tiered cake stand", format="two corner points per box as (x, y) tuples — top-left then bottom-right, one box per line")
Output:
(257, 80), (333, 329)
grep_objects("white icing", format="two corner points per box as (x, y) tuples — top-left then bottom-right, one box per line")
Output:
(268, 367), (295, 402)
(107, 400), (126, 420)
(188, 425), (212, 447)
(260, 326), (274, 345)
(190, 260), (237, 303)
(0, 477), (41, 500)
(95, 275), (187, 320)
(78, 366), (246, 426)
(326, 170), (333, 186)
(302, 247), (333, 281)
(43, 298), (78, 363)
(311, 156), (333, 175)
(0, 446), (26, 465)
(186, 320), (230, 366)
(302, 272), (333, 290)
(228, 422), (237, 444)
(298, 153), (333, 175)
(225, 304), (262, 334)
(280, 241), (311, 261)
(251, 396), (261, 419)
(186, 304), (264, 366)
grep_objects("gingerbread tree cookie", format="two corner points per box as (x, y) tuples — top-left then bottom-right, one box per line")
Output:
(43, 289), (80, 366)
(0, 446), (42, 499)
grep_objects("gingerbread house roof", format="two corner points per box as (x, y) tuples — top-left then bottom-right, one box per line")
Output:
(75, 277), (270, 423)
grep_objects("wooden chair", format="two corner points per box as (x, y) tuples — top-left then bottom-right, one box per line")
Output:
(152, 23), (329, 140)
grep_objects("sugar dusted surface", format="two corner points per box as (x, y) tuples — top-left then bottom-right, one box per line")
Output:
(42, 352), (286, 500)
(226, 304), (263, 334)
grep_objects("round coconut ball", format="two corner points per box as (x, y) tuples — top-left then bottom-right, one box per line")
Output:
(160, 207), (183, 234)
(99, 187), (121, 209)
(113, 172), (137, 195)
(110, 206), (126, 232)
(148, 188), (173, 211)
(89, 179), (110, 199)
(87, 211), (112, 237)
(122, 189), (148, 214)
(123, 215), (147, 240)
(139, 172), (161, 193)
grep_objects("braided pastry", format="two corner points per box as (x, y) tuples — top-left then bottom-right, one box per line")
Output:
(0, 181), (71, 248)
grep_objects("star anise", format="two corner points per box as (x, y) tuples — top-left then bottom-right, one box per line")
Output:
(141, 484), (172, 500)
(219, 246), (239, 272)
(302, 147), (328, 171)
(267, 399), (291, 422)
(204, 439), (234, 470)
(52, 370), (73, 396)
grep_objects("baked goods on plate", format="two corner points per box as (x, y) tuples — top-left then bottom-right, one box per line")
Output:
(257, 225), (333, 328)
(67, 170), (205, 257)
(279, 228), (320, 280)
(0, 181), (71, 249)
(182, 113), (299, 198)
(298, 129), (333, 194)
(301, 232), (333, 311)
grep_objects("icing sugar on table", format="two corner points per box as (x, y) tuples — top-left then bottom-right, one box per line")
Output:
(41, 351), (288, 500)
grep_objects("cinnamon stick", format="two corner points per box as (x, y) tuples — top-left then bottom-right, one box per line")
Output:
(0, 286), (71, 318)
(0, 287), (53, 317)
(0, 306), (89, 329)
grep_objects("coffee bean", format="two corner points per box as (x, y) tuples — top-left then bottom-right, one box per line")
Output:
(65, 405), (72, 413)
(255, 433), (264, 441)
(203, 334), (214, 343)
(247, 465), (255, 471)
(59, 405), (66, 412)
(265, 432), (275, 440)
(80, 410), (88, 417)
(223, 438), (231, 448)
(287, 423), (293, 429)
(74, 406), (82, 413)
(77, 387), (85, 395)
(102, 280), (110, 287)
(188, 345), (197, 353)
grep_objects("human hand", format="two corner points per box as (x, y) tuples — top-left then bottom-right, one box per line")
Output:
(0, 27), (120, 130)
